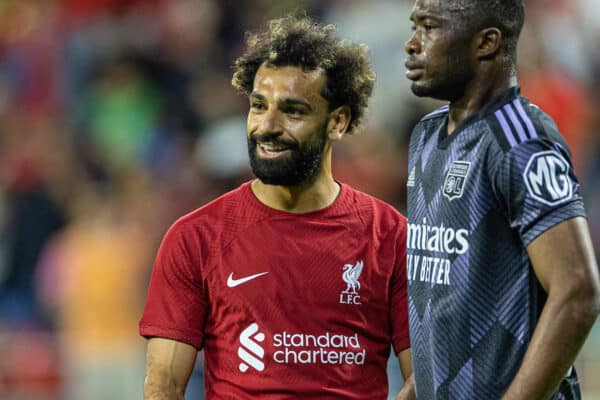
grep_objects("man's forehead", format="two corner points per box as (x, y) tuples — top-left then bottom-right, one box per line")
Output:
(413, 0), (475, 13)
(253, 64), (327, 103)
(254, 65), (325, 88)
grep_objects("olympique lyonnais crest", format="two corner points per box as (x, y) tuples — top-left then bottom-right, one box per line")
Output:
(443, 161), (471, 201)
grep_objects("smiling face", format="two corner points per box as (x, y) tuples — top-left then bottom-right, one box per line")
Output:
(247, 64), (332, 186)
(404, 0), (477, 101)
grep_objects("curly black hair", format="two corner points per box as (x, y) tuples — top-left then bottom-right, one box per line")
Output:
(232, 14), (375, 134)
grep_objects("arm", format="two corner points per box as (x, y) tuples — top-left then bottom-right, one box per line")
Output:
(144, 338), (198, 400)
(395, 348), (416, 400)
(502, 217), (600, 400)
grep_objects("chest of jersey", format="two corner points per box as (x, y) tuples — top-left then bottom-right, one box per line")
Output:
(200, 216), (396, 396)
(209, 217), (389, 313)
(407, 121), (499, 286)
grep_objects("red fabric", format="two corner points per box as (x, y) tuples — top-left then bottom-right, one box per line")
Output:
(60, 0), (162, 23)
(140, 181), (409, 399)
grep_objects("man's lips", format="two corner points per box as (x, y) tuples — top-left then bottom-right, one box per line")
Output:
(405, 60), (424, 80)
(254, 140), (294, 159)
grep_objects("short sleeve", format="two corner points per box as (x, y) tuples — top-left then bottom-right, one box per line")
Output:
(139, 221), (207, 349)
(391, 222), (410, 354)
(493, 138), (587, 246)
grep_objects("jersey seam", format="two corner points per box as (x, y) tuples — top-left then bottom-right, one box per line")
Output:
(139, 323), (203, 346)
(521, 205), (587, 246)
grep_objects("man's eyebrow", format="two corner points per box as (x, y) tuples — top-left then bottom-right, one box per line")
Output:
(249, 92), (266, 101)
(280, 98), (313, 111)
(250, 91), (314, 111)
(411, 11), (445, 22)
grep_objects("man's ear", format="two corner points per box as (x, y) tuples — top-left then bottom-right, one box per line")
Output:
(327, 105), (351, 141)
(476, 27), (502, 59)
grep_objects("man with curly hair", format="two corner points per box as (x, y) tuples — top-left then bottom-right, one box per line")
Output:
(139, 15), (415, 399)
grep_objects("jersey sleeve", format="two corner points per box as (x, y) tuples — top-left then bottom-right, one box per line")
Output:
(492, 138), (587, 246)
(139, 220), (207, 349)
(390, 220), (410, 354)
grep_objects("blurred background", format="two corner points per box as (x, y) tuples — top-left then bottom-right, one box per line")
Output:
(0, 0), (599, 399)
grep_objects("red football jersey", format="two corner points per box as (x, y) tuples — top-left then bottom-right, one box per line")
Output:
(140, 181), (409, 399)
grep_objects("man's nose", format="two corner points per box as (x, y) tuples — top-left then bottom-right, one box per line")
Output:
(405, 30), (421, 55)
(256, 108), (283, 135)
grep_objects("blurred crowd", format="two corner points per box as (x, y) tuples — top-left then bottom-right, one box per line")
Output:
(0, 0), (599, 399)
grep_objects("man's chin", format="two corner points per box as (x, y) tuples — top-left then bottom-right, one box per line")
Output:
(251, 162), (298, 186)
(411, 83), (455, 102)
(251, 163), (317, 187)
(256, 177), (286, 186)
(254, 173), (304, 187)
(411, 82), (433, 98)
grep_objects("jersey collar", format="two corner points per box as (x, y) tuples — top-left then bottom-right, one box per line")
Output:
(438, 86), (521, 149)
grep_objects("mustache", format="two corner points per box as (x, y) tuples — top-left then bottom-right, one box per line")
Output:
(249, 134), (298, 149)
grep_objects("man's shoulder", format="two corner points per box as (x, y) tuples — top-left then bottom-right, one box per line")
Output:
(419, 104), (449, 122)
(168, 183), (251, 237)
(410, 104), (449, 144)
(341, 184), (407, 230)
(486, 95), (566, 153)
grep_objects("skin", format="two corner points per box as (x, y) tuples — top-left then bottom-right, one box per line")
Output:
(405, 0), (600, 398)
(509, 218), (600, 399)
(144, 64), (416, 399)
(396, 349), (415, 400)
(144, 338), (197, 400)
(247, 64), (345, 213)
(405, 0), (514, 135)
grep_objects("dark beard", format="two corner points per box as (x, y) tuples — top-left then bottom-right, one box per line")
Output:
(247, 124), (327, 186)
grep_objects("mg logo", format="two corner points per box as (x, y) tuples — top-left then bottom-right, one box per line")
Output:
(524, 150), (573, 206)
(238, 323), (265, 373)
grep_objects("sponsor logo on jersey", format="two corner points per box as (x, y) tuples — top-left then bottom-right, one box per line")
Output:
(273, 331), (365, 366)
(238, 323), (265, 372)
(340, 260), (364, 305)
(406, 218), (470, 286)
(407, 166), (416, 187)
(237, 325), (366, 372)
(524, 150), (573, 206)
(443, 161), (471, 201)
(227, 271), (269, 288)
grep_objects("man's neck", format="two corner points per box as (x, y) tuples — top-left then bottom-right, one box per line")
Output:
(251, 173), (340, 214)
(447, 75), (518, 136)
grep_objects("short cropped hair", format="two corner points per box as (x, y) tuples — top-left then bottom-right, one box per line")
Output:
(456, 0), (524, 66)
(232, 14), (375, 134)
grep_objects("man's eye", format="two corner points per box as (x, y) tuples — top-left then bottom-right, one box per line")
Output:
(285, 107), (304, 116)
(251, 102), (266, 110)
(422, 20), (438, 31)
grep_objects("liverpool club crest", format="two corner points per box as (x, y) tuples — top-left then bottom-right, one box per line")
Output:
(340, 260), (364, 305)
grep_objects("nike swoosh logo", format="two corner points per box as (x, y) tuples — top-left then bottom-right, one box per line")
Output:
(227, 272), (269, 288)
